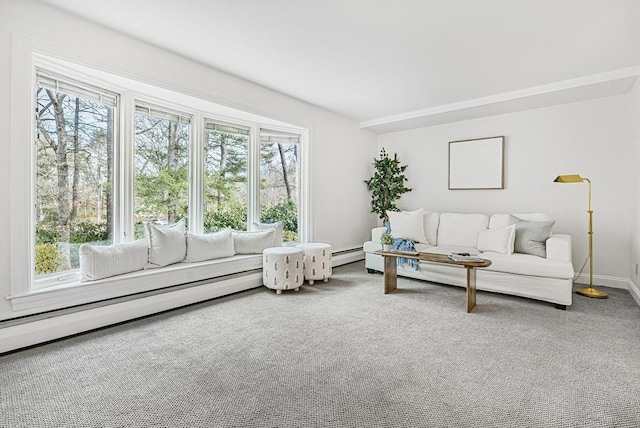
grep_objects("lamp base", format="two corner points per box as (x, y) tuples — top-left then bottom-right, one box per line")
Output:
(576, 287), (608, 299)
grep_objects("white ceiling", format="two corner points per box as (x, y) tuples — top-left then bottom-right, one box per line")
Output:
(43, 0), (640, 131)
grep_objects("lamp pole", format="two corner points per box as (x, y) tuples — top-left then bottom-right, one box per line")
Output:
(586, 178), (593, 288)
(553, 174), (607, 298)
(576, 177), (607, 298)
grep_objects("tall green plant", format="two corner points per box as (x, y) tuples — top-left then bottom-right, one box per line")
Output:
(364, 148), (411, 223)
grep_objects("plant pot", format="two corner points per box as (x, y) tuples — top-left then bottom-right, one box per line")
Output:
(383, 244), (393, 251)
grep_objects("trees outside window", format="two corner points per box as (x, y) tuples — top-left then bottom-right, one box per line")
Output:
(35, 72), (115, 276)
(203, 121), (249, 232)
(134, 105), (190, 238)
(260, 129), (300, 242)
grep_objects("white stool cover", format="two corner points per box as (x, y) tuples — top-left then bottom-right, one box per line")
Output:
(262, 247), (304, 293)
(296, 243), (332, 284)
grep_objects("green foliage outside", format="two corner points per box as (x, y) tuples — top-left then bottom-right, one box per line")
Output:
(364, 148), (411, 223)
(204, 203), (247, 232)
(203, 199), (299, 241)
(135, 167), (189, 225)
(35, 223), (109, 273)
(261, 198), (297, 233)
(36, 228), (58, 245)
(35, 243), (67, 275)
(70, 222), (108, 243)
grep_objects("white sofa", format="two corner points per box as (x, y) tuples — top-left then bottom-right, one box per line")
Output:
(363, 210), (575, 309)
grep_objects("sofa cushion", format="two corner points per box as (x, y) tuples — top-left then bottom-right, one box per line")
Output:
(388, 209), (427, 243)
(509, 216), (555, 258)
(233, 229), (276, 254)
(80, 239), (148, 282)
(185, 229), (235, 262)
(437, 213), (489, 247)
(477, 225), (516, 255)
(146, 220), (187, 268)
(480, 252), (574, 279)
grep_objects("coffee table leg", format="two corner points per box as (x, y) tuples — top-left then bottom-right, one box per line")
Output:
(466, 267), (477, 313)
(383, 256), (397, 294)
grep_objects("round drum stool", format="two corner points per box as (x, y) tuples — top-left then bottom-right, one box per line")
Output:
(262, 247), (304, 295)
(296, 243), (332, 285)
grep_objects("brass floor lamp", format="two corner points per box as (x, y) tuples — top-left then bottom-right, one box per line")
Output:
(554, 174), (607, 298)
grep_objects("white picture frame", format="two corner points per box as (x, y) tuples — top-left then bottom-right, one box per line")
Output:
(448, 136), (504, 190)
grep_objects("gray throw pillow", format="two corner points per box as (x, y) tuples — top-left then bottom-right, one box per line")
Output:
(509, 216), (555, 258)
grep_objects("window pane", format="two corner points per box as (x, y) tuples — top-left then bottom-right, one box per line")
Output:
(204, 122), (248, 232)
(134, 109), (190, 238)
(259, 130), (299, 242)
(35, 84), (115, 278)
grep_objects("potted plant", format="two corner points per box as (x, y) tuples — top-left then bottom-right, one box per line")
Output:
(364, 148), (411, 224)
(380, 233), (394, 251)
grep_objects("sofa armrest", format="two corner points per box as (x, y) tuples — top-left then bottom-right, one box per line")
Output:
(546, 234), (572, 262)
(371, 227), (387, 243)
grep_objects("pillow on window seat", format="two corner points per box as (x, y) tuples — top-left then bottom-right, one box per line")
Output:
(146, 220), (187, 268)
(185, 229), (235, 262)
(232, 229), (276, 254)
(253, 221), (283, 246)
(79, 239), (148, 282)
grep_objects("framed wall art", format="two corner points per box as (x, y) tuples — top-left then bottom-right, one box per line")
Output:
(448, 136), (504, 190)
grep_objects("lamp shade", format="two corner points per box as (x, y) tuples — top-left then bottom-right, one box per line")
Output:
(554, 174), (585, 183)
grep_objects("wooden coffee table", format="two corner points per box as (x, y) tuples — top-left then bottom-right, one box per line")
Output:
(374, 250), (492, 313)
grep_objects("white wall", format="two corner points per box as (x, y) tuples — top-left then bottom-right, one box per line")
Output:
(379, 95), (634, 287)
(0, 1), (378, 321)
(629, 79), (640, 300)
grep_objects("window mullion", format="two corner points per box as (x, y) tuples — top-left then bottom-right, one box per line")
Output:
(119, 92), (136, 242)
(248, 126), (261, 229)
(190, 113), (204, 234)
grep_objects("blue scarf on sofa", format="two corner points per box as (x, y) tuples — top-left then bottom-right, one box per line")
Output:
(386, 223), (419, 270)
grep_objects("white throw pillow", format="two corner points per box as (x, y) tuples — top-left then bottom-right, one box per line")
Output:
(477, 225), (516, 255)
(185, 229), (235, 262)
(79, 239), (148, 282)
(253, 221), (283, 246)
(423, 211), (440, 245)
(232, 229), (276, 254)
(145, 220), (187, 268)
(387, 209), (427, 243)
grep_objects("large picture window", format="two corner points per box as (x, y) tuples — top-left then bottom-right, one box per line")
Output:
(35, 71), (117, 281)
(32, 63), (306, 291)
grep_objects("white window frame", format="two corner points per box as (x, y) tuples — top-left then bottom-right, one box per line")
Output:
(258, 126), (306, 243)
(7, 48), (309, 315)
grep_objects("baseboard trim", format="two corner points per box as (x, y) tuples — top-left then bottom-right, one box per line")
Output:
(332, 248), (364, 266)
(628, 279), (640, 307)
(574, 273), (629, 289)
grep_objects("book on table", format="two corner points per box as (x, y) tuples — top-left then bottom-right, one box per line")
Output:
(448, 252), (483, 262)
